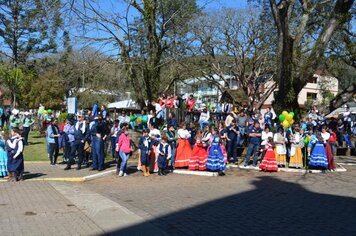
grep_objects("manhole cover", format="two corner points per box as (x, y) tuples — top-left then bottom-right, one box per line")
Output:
(24, 211), (37, 216)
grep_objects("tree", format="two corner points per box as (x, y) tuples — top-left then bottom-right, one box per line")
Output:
(0, 65), (30, 107)
(267, 0), (354, 115)
(0, 0), (62, 67)
(68, 0), (199, 107)
(188, 8), (276, 108)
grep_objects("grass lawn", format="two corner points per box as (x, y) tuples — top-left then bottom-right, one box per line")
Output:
(25, 131), (53, 162)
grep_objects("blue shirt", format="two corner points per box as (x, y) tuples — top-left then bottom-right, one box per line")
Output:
(227, 125), (238, 140)
(264, 112), (272, 125)
(248, 127), (262, 145)
(168, 117), (178, 129)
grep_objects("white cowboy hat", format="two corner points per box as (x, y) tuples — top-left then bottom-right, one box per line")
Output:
(12, 109), (19, 115)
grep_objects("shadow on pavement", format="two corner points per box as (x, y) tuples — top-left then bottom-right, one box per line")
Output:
(101, 176), (356, 236)
(23, 172), (46, 180)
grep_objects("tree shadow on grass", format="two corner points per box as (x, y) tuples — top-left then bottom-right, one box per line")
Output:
(101, 176), (356, 236)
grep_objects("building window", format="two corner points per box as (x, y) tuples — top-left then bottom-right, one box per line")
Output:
(307, 92), (317, 100)
(308, 76), (318, 84)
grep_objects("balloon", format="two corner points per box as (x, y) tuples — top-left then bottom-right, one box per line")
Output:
(282, 120), (289, 128)
(289, 112), (295, 118)
(43, 110), (48, 114)
(137, 117), (142, 123)
(303, 139), (308, 145)
(279, 114), (286, 122)
(130, 115), (136, 122)
(282, 111), (288, 116)
(306, 136), (311, 141)
(47, 109), (52, 114)
(286, 114), (293, 122)
(289, 119), (294, 125)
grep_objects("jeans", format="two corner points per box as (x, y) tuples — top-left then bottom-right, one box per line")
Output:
(170, 145), (176, 167)
(111, 136), (118, 158)
(245, 143), (260, 166)
(344, 134), (352, 147)
(48, 142), (59, 164)
(200, 121), (209, 130)
(93, 137), (104, 170)
(68, 141), (84, 167)
(63, 142), (72, 162)
(329, 142), (336, 156)
(227, 136), (239, 162)
(118, 151), (130, 173)
(23, 126), (30, 145)
(238, 127), (246, 146)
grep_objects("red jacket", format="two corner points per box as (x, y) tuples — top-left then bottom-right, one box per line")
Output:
(329, 132), (336, 142)
(186, 98), (195, 111)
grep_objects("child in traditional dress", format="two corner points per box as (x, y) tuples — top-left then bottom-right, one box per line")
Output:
(289, 127), (304, 168)
(206, 128), (226, 176)
(7, 128), (24, 181)
(189, 135), (208, 171)
(309, 134), (328, 169)
(156, 136), (171, 176)
(259, 137), (278, 172)
(0, 131), (8, 178)
(139, 129), (151, 177)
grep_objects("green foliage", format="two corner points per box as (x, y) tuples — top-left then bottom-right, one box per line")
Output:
(22, 70), (66, 109)
(0, 0), (62, 66)
(57, 112), (68, 124)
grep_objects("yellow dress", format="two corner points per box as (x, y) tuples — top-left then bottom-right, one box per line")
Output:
(274, 133), (286, 166)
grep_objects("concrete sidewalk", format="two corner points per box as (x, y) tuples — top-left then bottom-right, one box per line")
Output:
(0, 181), (166, 236)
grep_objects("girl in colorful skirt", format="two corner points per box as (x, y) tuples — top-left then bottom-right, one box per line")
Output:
(289, 127), (304, 168)
(7, 128), (24, 181)
(175, 122), (192, 168)
(0, 131), (8, 178)
(259, 137), (278, 172)
(206, 129), (226, 176)
(309, 134), (328, 169)
(189, 135), (208, 171)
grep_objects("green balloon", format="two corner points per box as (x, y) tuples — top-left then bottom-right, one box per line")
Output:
(289, 112), (295, 118)
(303, 139), (308, 145)
(279, 114), (286, 122)
(47, 109), (52, 114)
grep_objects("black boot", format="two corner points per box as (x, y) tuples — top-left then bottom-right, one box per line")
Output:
(162, 168), (167, 176)
(158, 168), (162, 176)
(64, 165), (71, 170)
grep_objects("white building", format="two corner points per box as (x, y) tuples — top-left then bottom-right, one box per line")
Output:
(178, 74), (238, 109)
(263, 71), (339, 108)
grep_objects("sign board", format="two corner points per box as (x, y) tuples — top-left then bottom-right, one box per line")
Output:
(67, 97), (77, 114)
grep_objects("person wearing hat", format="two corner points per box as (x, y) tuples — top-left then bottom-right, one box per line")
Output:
(21, 112), (35, 145)
(10, 109), (21, 129)
(65, 112), (89, 170)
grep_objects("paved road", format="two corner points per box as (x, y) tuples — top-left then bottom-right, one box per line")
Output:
(0, 157), (356, 236)
(0, 181), (104, 235)
(83, 165), (356, 236)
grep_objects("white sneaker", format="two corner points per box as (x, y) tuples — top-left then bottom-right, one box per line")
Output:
(119, 171), (124, 176)
(123, 173), (128, 177)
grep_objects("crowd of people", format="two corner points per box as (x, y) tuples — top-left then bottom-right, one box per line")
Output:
(0, 97), (355, 180)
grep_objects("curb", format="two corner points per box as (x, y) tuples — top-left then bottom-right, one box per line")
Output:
(173, 169), (219, 177)
(228, 163), (347, 173)
(83, 170), (116, 181)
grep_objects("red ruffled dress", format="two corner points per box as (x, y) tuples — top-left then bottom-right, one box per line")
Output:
(259, 143), (278, 172)
(189, 140), (208, 171)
